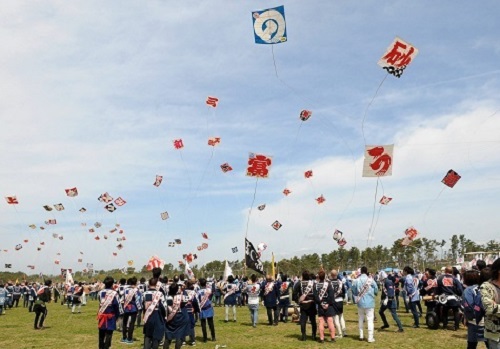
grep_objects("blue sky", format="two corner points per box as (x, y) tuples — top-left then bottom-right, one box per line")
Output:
(1, 1), (500, 274)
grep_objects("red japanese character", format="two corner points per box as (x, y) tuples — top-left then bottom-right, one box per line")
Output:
(173, 139), (184, 150)
(247, 154), (272, 178)
(382, 40), (415, 67)
(367, 146), (392, 176)
(304, 170), (313, 179)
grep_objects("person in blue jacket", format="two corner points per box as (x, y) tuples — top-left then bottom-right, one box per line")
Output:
(97, 276), (123, 349)
(403, 266), (421, 328)
(378, 271), (403, 332)
(352, 266), (378, 343)
(261, 275), (280, 326)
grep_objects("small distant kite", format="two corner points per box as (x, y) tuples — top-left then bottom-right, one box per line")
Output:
(197, 246), (203, 251)
(252, 5), (287, 44)
(23, 239), (28, 243)
(272, 220), (282, 231)
(208, 137), (221, 147)
(379, 196), (393, 205)
(103, 235), (108, 240)
(173, 139), (184, 150)
(127, 260), (134, 266)
(43, 205), (53, 211)
(88, 228), (95, 233)
(15, 244), (22, 251)
(78, 259), (82, 263)
(58, 236), (64, 240)
(161, 211), (169, 220)
(79, 207), (86, 213)
(201, 232), (209, 239)
(442, 169), (461, 188)
(247, 153), (272, 178)
(114, 197), (126, 206)
(52, 233), (59, 238)
(304, 170), (313, 179)
(174, 239), (182, 244)
(116, 244), (123, 250)
(29, 224), (36, 229)
(316, 195), (326, 204)
(363, 145), (394, 177)
(27, 265), (35, 270)
(94, 236), (100, 240)
(206, 96), (219, 108)
(98, 192), (113, 203)
(257, 242), (267, 252)
(337, 238), (347, 247)
(220, 163), (233, 173)
(112, 252), (117, 256)
(109, 228), (117, 233)
(201, 243), (208, 249)
(168, 242), (175, 247)
(5, 264), (12, 268)
(5, 196), (18, 205)
(54, 260), (60, 265)
(300, 110), (312, 121)
(153, 175), (163, 187)
(404, 227), (418, 240)
(378, 37), (419, 78)
(283, 188), (291, 196)
(65, 187), (78, 197)
(232, 246), (238, 253)
(45, 219), (57, 225)
(333, 229), (343, 241)
(94, 222), (102, 228)
(257, 204), (266, 211)
(105, 203), (116, 212)
(54, 203), (65, 211)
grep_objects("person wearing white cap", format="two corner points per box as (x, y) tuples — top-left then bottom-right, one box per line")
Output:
(378, 271), (403, 332)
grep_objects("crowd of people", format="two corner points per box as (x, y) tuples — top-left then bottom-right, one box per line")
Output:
(0, 257), (499, 349)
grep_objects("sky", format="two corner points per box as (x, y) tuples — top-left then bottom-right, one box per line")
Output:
(1, 1), (500, 275)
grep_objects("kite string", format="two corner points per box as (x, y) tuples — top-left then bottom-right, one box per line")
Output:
(361, 73), (389, 146)
(420, 186), (446, 229)
(366, 177), (379, 247)
(245, 177), (259, 239)
(370, 177), (386, 242)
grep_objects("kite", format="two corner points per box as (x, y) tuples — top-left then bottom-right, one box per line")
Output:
(363, 145), (394, 177)
(39, 227), (45, 230)
(379, 196), (393, 205)
(252, 5), (287, 44)
(161, 211), (169, 220)
(220, 163), (233, 173)
(245, 238), (264, 274)
(173, 139), (184, 150)
(27, 265), (35, 270)
(52, 233), (59, 238)
(40, 242), (45, 245)
(79, 251), (83, 254)
(283, 188), (291, 196)
(247, 153), (272, 178)
(109, 228), (117, 233)
(65, 187), (79, 197)
(58, 236), (64, 240)
(57, 253), (61, 255)
(116, 244), (123, 250)
(114, 197), (126, 206)
(184, 254), (194, 263)
(104, 203), (116, 212)
(112, 252), (117, 256)
(81, 223), (87, 227)
(174, 239), (182, 244)
(86, 263), (93, 269)
(201, 243), (208, 249)
(208, 137), (221, 146)
(337, 238), (347, 247)
(5, 196), (18, 204)
(37, 247), (41, 251)
(300, 110), (312, 121)
(116, 237), (125, 242)
(333, 230), (343, 241)
(206, 96), (219, 108)
(127, 260), (134, 266)
(316, 195), (326, 204)
(98, 192), (113, 203)
(119, 230), (124, 234)
(378, 37), (419, 78)
(197, 246), (203, 251)
(43, 205), (53, 211)
(29, 224), (36, 229)
(201, 232), (209, 239)
(94, 222), (102, 228)
(89, 228), (95, 233)
(103, 235), (108, 240)
(94, 236), (100, 240)
(442, 169), (461, 188)
(271, 220), (282, 231)
(79, 207), (87, 213)
(23, 239), (28, 243)
(231, 247), (238, 253)
(78, 259), (82, 263)
(257, 242), (267, 252)
(257, 204), (266, 211)
(54, 203), (65, 211)
(54, 260), (60, 265)
(304, 170), (313, 179)
(15, 244), (22, 251)
(116, 223), (120, 227)
(404, 227), (418, 241)
(153, 175), (163, 187)
(5, 264), (12, 268)
(45, 219), (57, 225)
(168, 242), (175, 247)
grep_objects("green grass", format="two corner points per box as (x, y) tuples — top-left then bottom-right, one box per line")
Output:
(0, 300), (466, 349)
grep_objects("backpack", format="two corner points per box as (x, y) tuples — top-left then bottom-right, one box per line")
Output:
(462, 285), (484, 324)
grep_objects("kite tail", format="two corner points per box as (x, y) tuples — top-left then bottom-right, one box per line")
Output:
(245, 177), (259, 239)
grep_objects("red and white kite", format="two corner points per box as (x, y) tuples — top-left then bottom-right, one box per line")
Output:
(246, 153), (272, 178)
(88, 228), (95, 233)
(206, 96), (219, 108)
(98, 192), (113, 203)
(65, 187), (79, 197)
(109, 228), (117, 233)
(201, 243), (208, 249)
(197, 246), (203, 251)
(404, 227), (418, 240)
(333, 229), (343, 241)
(54, 203), (65, 211)
(45, 219), (57, 225)
(316, 195), (326, 204)
(201, 232), (209, 239)
(283, 188), (291, 196)
(300, 110), (312, 121)
(114, 197), (126, 206)
(363, 145), (394, 177)
(337, 237), (347, 247)
(23, 239), (28, 243)
(173, 139), (184, 150)
(379, 196), (393, 205)
(257, 204), (266, 211)
(208, 137), (221, 146)
(220, 163), (233, 173)
(441, 169), (461, 188)
(112, 252), (117, 256)
(94, 236), (100, 240)
(54, 260), (60, 265)
(378, 37), (419, 78)
(304, 170), (313, 179)
(5, 196), (18, 205)
(272, 220), (282, 231)
(147, 256), (165, 271)
(153, 175), (163, 187)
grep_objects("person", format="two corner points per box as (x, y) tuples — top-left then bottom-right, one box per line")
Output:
(293, 270), (317, 341)
(183, 280), (199, 346)
(0, 282), (6, 315)
(462, 269), (486, 349)
(196, 278), (216, 342)
(315, 270), (336, 343)
(97, 276), (123, 349)
(116, 278), (128, 331)
(437, 265), (463, 331)
(480, 258), (500, 349)
(421, 268), (438, 315)
(27, 283), (36, 312)
(403, 266), (420, 328)
(65, 282), (73, 309)
(240, 276), (248, 307)
(246, 274), (261, 328)
(72, 282), (84, 314)
(142, 278), (167, 349)
(329, 269), (347, 338)
(352, 266), (378, 343)
(5, 282), (14, 309)
(12, 283), (21, 307)
(165, 283), (190, 349)
(278, 274), (292, 323)
(215, 276), (224, 307)
(261, 274), (280, 326)
(136, 277), (147, 328)
(222, 275), (238, 322)
(378, 271), (403, 332)
(121, 277), (142, 344)
(22, 283), (29, 308)
(34, 279), (52, 330)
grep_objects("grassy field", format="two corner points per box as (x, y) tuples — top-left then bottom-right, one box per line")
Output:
(0, 299), (467, 349)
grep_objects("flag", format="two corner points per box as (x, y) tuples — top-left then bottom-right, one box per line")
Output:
(65, 269), (74, 285)
(223, 260), (233, 281)
(245, 238), (264, 275)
